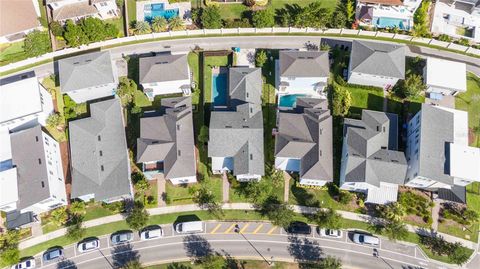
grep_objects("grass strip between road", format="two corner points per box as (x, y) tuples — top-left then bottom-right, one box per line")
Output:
(19, 210), (473, 265)
(1, 32), (478, 77)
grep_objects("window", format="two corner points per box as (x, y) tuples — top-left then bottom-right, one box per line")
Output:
(49, 171), (53, 175)
(41, 181), (45, 188)
(38, 158), (42, 165)
(98, 135), (101, 141)
(383, 126), (385, 132)
(99, 150), (103, 156)
(250, 154), (253, 160)
(178, 150), (181, 156)
(376, 126), (379, 132)
(35, 136), (39, 142)
(177, 125), (180, 131)
(101, 165), (104, 171)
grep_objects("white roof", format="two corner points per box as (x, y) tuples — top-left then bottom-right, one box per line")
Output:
(365, 182), (399, 205)
(0, 76), (43, 124)
(449, 144), (480, 182)
(0, 128), (11, 163)
(425, 57), (467, 92)
(0, 167), (18, 207)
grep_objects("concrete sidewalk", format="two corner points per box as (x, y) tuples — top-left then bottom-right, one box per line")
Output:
(18, 203), (478, 251)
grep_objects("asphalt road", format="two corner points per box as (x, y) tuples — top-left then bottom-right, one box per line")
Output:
(3, 35), (480, 79)
(34, 221), (459, 269)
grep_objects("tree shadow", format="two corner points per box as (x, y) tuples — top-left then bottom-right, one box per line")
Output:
(287, 236), (323, 267)
(111, 243), (140, 268)
(56, 259), (77, 269)
(183, 234), (213, 262)
(290, 181), (320, 208)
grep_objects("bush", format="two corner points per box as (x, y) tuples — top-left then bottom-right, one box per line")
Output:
(252, 8), (275, 28)
(332, 84), (352, 116)
(338, 190), (354, 205)
(412, 1), (431, 37)
(437, 34), (452, 42)
(23, 30), (51, 57)
(101, 201), (124, 213)
(456, 38), (470, 46)
(399, 191), (432, 224)
(255, 50), (267, 67)
(223, 18), (251, 28)
(50, 21), (64, 36)
(201, 5), (223, 29)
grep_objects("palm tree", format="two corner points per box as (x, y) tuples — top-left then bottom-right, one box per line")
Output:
(383, 220), (409, 241)
(133, 21), (151, 35)
(69, 200), (86, 216)
(168, 17), (185, 31)
(151, 17), (168, 32)
(50, 207), (68, 227)
(379, 202), (406, 223)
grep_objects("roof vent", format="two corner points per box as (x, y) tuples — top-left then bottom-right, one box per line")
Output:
(85, 59), (92, 63)
(391, 160), (398, 163)
(242, 126), (249, 128)
(225, 126), (232, 128)
(374, 157), (381, 160)
(73, 62), (80, 65)
(155, 61), (169, 65)
(151, 141), (159, 144)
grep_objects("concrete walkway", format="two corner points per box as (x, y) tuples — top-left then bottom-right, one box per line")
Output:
(18, 203), (478, 251)
(156, 175), (166, 207)
(222, 172), (229, 203)
(283, 172), (291, 202)
(431, 200), (441, 231)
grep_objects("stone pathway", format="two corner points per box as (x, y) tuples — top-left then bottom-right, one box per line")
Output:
(156, 174), (166, 207)
(431, 200), (441, 231)
(283, 171), (291, 202)
(382, 89), (388, 112)
(222, 172), (229, 203)
(30, 222), (43, 237)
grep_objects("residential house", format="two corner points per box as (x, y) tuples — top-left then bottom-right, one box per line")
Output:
(47, 0), (118, 22)
(274, 98), (333, 186)
(0, 125), (67, 225)
(136, 97), (197, 184)
(431, 0), (480, 43)
(348, 40), (405, 89)
(58, 51), (118, 103)
(277, 51), (330, 109)
(340, 110), (407, 205)
(423, 57), (467, 98)
(405, 104), (480, 203)
(0, 0), (42, 43)
(0, 72), (54, 132)
(208, 67), (265, 181)
(139, 54), (191, 100)
(356, 0), (422, 30)
(69, 98), (133, 203)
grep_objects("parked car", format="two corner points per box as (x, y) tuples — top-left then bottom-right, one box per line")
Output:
(43, 247), (63, 262)
(285, 221), (311, 235)
(140, 226), (163, 240)
(77, 238), (100, 253)
(111, 231), (134, 245)
(319, 229), (342, 238)
(352, 233), (379, 246)
(175, 221), (203, 234)
(11, 258), (35, 269)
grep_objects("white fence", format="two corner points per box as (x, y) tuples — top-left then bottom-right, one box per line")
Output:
(1, 27), (479, 74)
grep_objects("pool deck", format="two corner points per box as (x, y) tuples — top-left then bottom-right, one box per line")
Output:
(136, 0), (192, 24)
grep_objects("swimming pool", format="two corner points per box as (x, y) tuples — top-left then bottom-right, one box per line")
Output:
(212, 72), (228, 106)
(144, 3), (179, 22)
(375, 17), (407, 30)
(279, 94), (308, 108)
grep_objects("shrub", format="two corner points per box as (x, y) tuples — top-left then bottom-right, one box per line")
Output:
(332, 84), (352, 116)
(338, 190), (354, 205)
(50, 21), (64, 36)
(255, 50), (267, 67)
(201, 5), (223, 29)
(223, 18), (251, 28)
(456, 38), (470, 46)
(437, 34), (452, 42)
(23, 30), (51, 57)
(252, 8), (275, 28)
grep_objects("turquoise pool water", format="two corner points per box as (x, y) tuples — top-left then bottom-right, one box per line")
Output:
(212, 72), (228, 106)
(375, 17), (407, 30)
(279, 94), (307, 108)
(144, 3), (179, 22)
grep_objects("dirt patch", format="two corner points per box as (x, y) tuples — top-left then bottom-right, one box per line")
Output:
(399, 186), (431, 200)
(59, 141), (71, 202)
(405, 214), (428, 226)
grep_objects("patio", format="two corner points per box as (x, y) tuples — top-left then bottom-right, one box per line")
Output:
(136, 0), (192, 24)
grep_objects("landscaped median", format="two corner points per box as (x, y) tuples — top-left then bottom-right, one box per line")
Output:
(18, 204), (476, 266)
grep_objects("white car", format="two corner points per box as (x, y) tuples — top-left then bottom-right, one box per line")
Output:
(111, 231), (134, 245)
(352, 233), (379, 246)
(319, 229), (343, 238)
(11, 258), (35, 269)
(77, 238), (100, 253)
(140, 226), (163, 240)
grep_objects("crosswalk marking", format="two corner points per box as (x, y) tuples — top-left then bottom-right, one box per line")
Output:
(210, 223), (222, 234)
(267, 227), (276, 235)
(224, 223), (237, 234)
(252, 224), (264, 234)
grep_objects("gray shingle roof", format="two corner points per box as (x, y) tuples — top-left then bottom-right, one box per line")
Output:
(342, 110), (407, 186)
(51, 1), (98, 21)
(438, 185), (466, 204)
(139, 54), (189, 84)
(69, 98), (132, 202)
(208, 67), (264, 176)
(350, 40), (405, 79)
(10, 125), (50, 210)
(59, 51), (115, 93)
(279, 51), (330, 78)
(275, 98), (333, 182)
(136, 97), (196, 180)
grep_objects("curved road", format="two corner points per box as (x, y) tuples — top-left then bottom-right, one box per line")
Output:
(36, 221), (458, 269)
(2, 35), (480, 79)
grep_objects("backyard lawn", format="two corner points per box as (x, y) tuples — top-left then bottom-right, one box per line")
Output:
(346, 85), (384, 117)
(165, 177), (223, 205)
(455, 73), (480, 147)
(127, 0), (137, 26)
(41, 76), (68, 142)
(0, 41), (27, 66)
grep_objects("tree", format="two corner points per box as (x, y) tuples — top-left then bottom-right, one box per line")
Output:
(81, 17), (107, 42)
(64, 20), (88, 47)
(378, 202), (406, 223)
(151, 17), (168, 32)
(382, 220), (408, 241)
(402, 74), (425, 98)
(50, 206), (68, 226)
(329, 9), (347, 29)
(449, 242), (470, 265)
(294, 2), (330, 28)
(135, 177), (150, 205)
(69, 200), (86, 216)
(311, 256), (342, 269)
(46, 112), (63, 129)
(190, 181), (224, 218)
(66, 216), (86, 241)
(126, 202), (150, 231)
(332, 84), (351, 116)
(314, 208), (342, 229)
(0, 231), (20, 266)
(168, 16), (185, 31)
(49, 21), (64, 36)
(252, 8), (275, 28)
(320, 43), (331, 51)
(123, 260), (143, 269)
(260, 196), (294, 228)
(132, 21), (151, 35)
(244, 0), (256, 7)
(412, 1), (431, 37)
(199, 253), (225, 269)
(346, 0), (355, 22)
(255, 50), (267, 67)
(23, 30), (51, 57)
(201, 5), (223, 29)
(117, 77), (137, 106)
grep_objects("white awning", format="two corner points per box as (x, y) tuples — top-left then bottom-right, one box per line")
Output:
(365, 182), (399, 205)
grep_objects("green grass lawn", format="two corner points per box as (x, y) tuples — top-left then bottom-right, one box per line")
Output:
(0, 41), (27, 66)
(438, 220), (478, 242)
(127, 0), (137, 27)
(271, 0), (337, 10)
(83, 204), (116, 221)
(106, 17), (126, 37)
(41, 76), (68, 141)
(346, 85), (384, 117)
(188, 52), (201, 106)
(455, 73), (480, 147)
(37, 0), (48, 27)
(166, 177), (223, 205)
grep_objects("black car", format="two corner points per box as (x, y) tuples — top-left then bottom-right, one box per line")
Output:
(285, 221), (311, 235)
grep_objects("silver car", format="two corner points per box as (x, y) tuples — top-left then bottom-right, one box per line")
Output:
(11, 258), (35, 269)
(42, 247), (63, 262)
(140, 226), (163, 240)
(111, 231), (134, 245)
(77, 238), (100, 253)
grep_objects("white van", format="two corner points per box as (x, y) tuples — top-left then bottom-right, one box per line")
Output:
(175, 221), (204, 234)
(352, 233), (379, 246)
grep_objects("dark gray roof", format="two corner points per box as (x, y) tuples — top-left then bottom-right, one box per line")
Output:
(69, 98), (132, 202)
(136, 97), (196, 180)
(414, 104), (455, 185)
(279, 51), (330, 78)
(59, 51), (115, 93)
(438, 185), (466, 204)
(342, 110), (407, 186)
(139, 54), (189, 84)
(358, 6), (373, 20)
(350, 40), (405, 79)
(208, 67), (264, 176)
(6, 211), (34, 229)
(275, 98), (333, 181)
(10, 125), (50, 210)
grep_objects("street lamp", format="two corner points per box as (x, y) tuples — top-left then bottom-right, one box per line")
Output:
(235, 223), (273, 267)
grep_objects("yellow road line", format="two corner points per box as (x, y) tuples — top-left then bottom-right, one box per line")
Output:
(224, 223), (237, 234)
(252, 224), (264, 234)
(210, 223), (222, 234)
(267, 227), (277, 235)
(239, 223), (250, 234)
